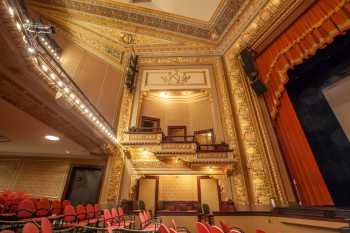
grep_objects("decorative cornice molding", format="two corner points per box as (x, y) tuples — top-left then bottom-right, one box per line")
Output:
(27, 0), (246, 41)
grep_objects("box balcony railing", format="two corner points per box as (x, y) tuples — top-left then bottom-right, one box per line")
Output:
(124, 127), (232, 152)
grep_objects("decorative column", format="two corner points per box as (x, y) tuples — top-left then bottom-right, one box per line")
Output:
(100, 144), (125, 204)
(212, 59), (250, 210)
(223, 55), (276, 210)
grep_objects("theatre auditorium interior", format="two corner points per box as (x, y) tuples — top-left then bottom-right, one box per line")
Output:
(1, 0), (350, 233)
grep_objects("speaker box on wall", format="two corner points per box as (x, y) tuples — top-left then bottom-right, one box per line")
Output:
(240, 48), (257, 81)
(251, 79), (267, 96)
(240, 47), (267, 96)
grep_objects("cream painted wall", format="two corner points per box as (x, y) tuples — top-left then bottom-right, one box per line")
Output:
(141, 98), (215, 138)
(159, 175), (198, 201)
(0, 157), (106, 200)
(54, 33), (124, 127)
(134, 175), (232, 204)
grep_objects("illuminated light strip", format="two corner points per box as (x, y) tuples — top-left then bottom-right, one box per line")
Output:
(39, 36), (61, 61)
(5, 1), (118, 144)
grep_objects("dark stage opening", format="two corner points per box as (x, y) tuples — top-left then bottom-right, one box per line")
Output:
(286, 32), (350, 206)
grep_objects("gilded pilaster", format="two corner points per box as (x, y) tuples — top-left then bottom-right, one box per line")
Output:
(100, 144), (125, 204)
(211, 59), (250, 208)
(223, 55), (274, 209)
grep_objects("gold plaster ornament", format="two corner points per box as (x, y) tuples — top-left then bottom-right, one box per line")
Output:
(100, 144), (125, 202)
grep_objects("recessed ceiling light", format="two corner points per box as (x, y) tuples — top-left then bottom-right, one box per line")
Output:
(45, 135), (60, 141)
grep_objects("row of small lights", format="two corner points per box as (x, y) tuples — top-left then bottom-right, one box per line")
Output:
(7, 3), (118, 144)
(39, 36), (61, 61)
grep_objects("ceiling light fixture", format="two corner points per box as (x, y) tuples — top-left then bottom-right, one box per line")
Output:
(16, 22), (21, 31)
(160, 91), (169, 99)
(45, 135), (60, 141)
(8, 7), (14, 17)
(41, 64), (48, 72)
(49, 73), (56, 80)
(27, 47), (36, 54)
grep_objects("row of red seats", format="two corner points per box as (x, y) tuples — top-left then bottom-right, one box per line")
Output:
(196, 222), (242, 233)
(103, 207), (135, 230)
(138, 210), (161, 231)
(159, 219), (189, 233)
(0, 195), (72, 220)
(200, 221), (267, 233)
(0, 217), (52, 233)
(59, 203), (103, 228)
(0, 191), (32, 214)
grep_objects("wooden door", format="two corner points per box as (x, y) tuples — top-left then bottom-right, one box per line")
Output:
(198, 177), (220, 213)
(138, 177), (158, 214)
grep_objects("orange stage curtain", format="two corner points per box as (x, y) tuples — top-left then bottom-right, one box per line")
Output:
(256, 0), (350, 117)
(255, 0), (350, 206)
(275, 93), (333, 205)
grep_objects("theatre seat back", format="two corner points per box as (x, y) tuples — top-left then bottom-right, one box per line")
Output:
(17, 199), (35, 219)
(86, 204), (95, 219)
(160, 224), (170, 233)
(117, 207), (124, 217)
(196, 222), (210, 233)
(171, 219), (177, 230)
(111, 208), (118, 219)
(76, 205), (86, 221)
(51, 200), (62, 215)
(94, 204), (101, 218)
(219, 221), (230, 233)
(41, 218), (52, 233)
(211, 226), (224, 233)
(36, 198), (50, 217)
(22, 223), (39, 233)
(104, 209), (113, 226)
(63, 205), (76, 223)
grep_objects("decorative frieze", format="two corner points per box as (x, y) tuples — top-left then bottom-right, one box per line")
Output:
(121, 133), (163, 145)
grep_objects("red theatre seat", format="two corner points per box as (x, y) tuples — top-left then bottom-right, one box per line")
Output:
(22, 223), (39, 233)
(41, 218), (52, 233)
(159, 224), (170, 233)
(196, 222), (210, 233)
(63, 205), (77, 227)
(117, 207), (134, 227)
(211, 226), (224, 233)
(104, 209), (124, 230)
(75, 204), (88, 226)
(86, 204), (98, 225)
(219, 221), (230, 233)
(50, 200), (62, 216)
(35, 198), (50, 217)
(17, 199), (36, 219)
